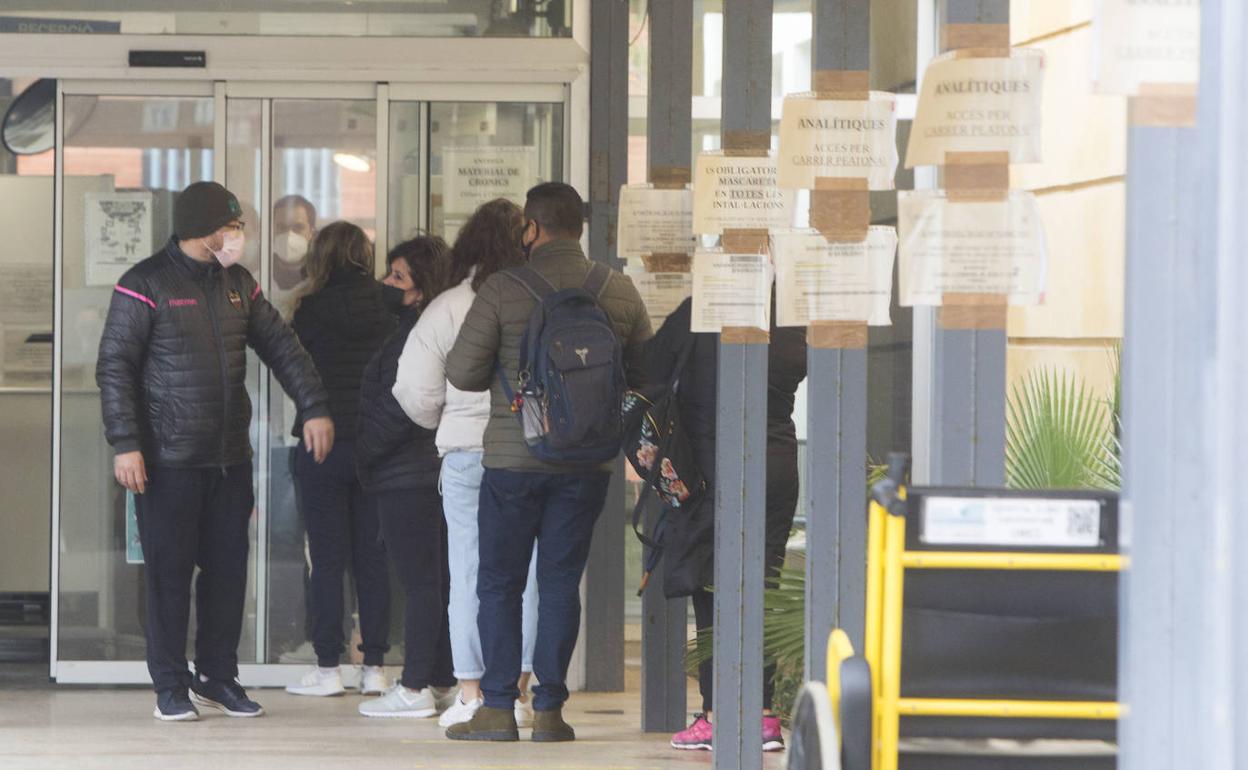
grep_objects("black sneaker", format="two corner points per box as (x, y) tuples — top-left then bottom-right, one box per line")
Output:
(190, 676), (265, 718)
(154, 687), (199, 722)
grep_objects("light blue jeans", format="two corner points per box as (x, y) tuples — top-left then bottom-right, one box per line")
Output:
(440, 450), (538, 679)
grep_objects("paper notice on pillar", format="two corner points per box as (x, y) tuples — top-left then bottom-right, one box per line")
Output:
(898, 191), (1047, 306)
(905, 49), (1045, 168)
(84, 191), (154, 287)
(1093, 0), (1199, 94)
(777, 92), (899, 191)
(692, 153), (796, 235)
(772, 227), (898, 327)
(690, 250), (774, 333)
(617, 185), (695, 261)
(624, 267), (692, 328)
(441, 146), (538, 215)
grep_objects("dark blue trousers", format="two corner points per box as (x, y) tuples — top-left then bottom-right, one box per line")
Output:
(477, 468), (611, 712)
(296, 439), (391, 668)
(134, 463), (253, 693)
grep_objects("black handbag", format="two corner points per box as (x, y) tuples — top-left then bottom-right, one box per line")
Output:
(622, 338), (706, 593)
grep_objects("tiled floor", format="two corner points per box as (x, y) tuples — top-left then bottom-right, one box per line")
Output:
(0, 664), (788, 770)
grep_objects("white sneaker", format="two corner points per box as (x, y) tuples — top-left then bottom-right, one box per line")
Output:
(438, 693), (483, 727)
(358, 666), (388, 695)
(285, 666), (345, 697)
(514, 695), (534, 729)
(358, 685), (437, 718)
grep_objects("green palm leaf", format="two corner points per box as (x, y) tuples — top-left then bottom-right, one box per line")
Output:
(1005, 367), (1117, 490)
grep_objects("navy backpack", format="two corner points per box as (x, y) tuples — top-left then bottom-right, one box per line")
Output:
(497, 262), (626, 466)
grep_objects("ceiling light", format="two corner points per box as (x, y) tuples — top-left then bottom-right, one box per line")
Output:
(333, 152), (371, 173)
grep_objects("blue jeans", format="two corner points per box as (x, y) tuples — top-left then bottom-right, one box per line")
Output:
(477, 467), (612, 712)
(440, 450), (539, 680)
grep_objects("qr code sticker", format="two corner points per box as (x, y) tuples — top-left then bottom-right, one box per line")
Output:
(1067, 507), (1098, 539)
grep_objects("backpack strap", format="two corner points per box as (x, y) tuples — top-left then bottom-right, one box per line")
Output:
(502, 266), (558, 302)
(582, 261), (612, 300)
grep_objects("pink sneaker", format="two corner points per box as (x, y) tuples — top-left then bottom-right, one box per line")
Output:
(670, 713), (713, 751)
(762, 714), (785, 752)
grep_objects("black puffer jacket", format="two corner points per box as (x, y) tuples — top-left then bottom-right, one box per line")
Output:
(97, 238), (329, 469)
(356, 305), (441, 492)
(644, 296), (808, 596)
(291, 269), (395, 440)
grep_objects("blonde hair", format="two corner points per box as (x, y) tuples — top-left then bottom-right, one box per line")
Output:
(295, 221), (373, 312)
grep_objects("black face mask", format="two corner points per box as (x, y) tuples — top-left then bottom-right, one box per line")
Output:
(381, 284), (407, 315)
(521, 221), (540, 260)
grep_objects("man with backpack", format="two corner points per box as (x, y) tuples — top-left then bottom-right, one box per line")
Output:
(444, 183), (652, 742)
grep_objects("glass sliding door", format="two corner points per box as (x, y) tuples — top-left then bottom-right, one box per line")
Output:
(54, 89), (262, 672)
(53, 82), (572, 683)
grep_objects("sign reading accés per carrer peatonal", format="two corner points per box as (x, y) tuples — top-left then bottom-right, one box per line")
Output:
(778, 92), (898, 191)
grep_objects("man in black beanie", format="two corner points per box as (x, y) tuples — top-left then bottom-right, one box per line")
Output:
(96, 180), (335, 721)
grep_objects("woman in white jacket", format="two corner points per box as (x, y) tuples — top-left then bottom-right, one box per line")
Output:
(393, 199), (539, 729)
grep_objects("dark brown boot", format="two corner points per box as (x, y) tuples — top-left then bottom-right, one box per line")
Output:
(531, 707), (576, 742)
(446, 705), (519, 742)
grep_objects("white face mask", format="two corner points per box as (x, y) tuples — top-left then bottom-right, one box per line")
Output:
(206, 230), (245, 268)
(273, 230), (309, 265)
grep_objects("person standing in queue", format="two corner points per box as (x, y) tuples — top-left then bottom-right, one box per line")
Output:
(443, 183), (652, 743)
(97, 181), (333, 722)
(284, 222), (397, 699)
(355, 236), (459, 719)
(392, 200), (542, 730)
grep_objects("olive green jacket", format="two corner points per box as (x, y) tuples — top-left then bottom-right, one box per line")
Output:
(445, 239), (654, 472)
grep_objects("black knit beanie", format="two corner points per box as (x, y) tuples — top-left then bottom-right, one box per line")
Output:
(174, 181), (242, 239)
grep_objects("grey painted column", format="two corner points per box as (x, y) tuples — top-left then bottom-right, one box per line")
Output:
(584, 0), (629, 692)
(927, 0), (1009, 489)
(1121, 2), (1245, 765)
(803, 0), (872, 682)
(714, 1), (772, 767)
(640, 0), (693, 733)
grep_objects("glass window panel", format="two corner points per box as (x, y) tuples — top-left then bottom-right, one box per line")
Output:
(56, 96), (255, 663)
(266, 98), (381, 665)
(0, 2), (571, 37)
(0, 78), (54, 611)
(427, 102), (563, 244)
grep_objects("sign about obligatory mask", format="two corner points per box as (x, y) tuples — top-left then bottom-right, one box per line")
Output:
(616, 185), (695, 261)
(772, 227), (897, 327)
(1093, 0), (1199, 94)
(690, 250), (774, 333)
(440, 146), (538, 216)
(692, 153), (797, 235)
(777, 92), (899, 190)
(906, 50), (1045, 168)
(625, 267), (693, 328)
(898, 191), (1047, 306)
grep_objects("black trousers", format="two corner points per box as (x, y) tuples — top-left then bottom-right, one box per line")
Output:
(692, 456), (800, 714)
(374, 485), (455, 691)
(134, 463), (253, 693)
(296, 439), (391, 668)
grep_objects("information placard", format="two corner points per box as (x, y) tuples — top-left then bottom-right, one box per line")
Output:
(772, 227), (897, 327)
(1093, 0), (1199, 95)
(778, 92), (898, 190)
(690, 249), (773, 333)
(625, 267), (693, 328)
(898, 190), (1047, 306)
(906, 49), (1045, 168)
(441, 146), (537, 215)
(921, 496), (1102, 548)
(617, 185), (695, 260)
(84, 191), (153, 287)
(692, 153), (796, 235)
